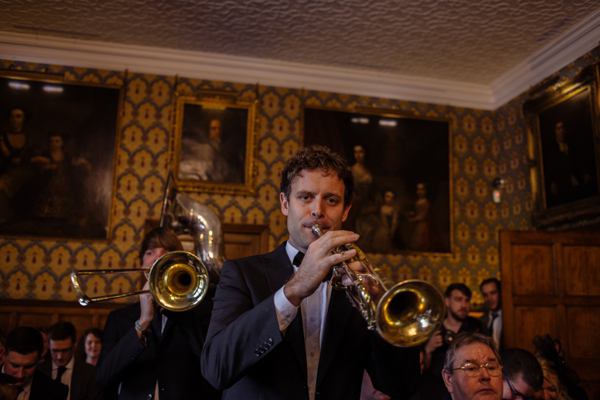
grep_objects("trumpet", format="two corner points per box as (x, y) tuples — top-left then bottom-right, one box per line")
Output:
(312, 224), (445, 347)
(70, 251), (209, 312)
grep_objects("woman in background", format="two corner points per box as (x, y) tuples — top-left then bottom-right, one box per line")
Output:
(533, 334), (587, 400)
(77, 328), (102, 366)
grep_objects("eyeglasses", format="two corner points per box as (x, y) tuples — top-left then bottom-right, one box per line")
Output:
(50, 347), (73, 354)
(451, 362), (502, 377)
(505, 377), (533, 400)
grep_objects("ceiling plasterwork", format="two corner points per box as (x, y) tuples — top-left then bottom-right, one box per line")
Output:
(2, 0), (600, 87)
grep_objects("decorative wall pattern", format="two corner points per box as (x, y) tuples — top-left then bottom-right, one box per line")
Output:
(0, 46), (598, 305)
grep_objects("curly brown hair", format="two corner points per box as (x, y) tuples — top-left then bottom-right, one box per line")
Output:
(280, 145), (354, 206)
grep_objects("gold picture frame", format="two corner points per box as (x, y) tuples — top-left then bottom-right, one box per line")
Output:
(523, 64), (600, 228)
(171, 92), (258, 195)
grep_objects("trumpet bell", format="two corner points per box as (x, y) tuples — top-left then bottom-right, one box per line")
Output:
(376, 280), (446, 347)
(149, 251), (209, 311)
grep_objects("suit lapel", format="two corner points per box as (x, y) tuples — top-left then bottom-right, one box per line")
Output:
(264, 242), (294, 293)
(71, 358), (81, 399)
(316, 288), (353, 387)
(264, 242), (307, 380)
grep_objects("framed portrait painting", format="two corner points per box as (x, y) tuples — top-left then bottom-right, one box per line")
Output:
(172, 93), (257, 195)
(303, 106), (452, 254)
(0, 71), (122, 240)
(524, 65), (600, 227)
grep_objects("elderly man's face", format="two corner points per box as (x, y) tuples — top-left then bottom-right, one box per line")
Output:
(443, 342), (503, 400)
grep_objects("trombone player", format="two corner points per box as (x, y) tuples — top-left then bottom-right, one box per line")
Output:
(95, 227), (219, 400)
(201, 146), (421, 400)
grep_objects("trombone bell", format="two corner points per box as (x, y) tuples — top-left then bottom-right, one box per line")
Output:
(70, 251), (209, 312)
(149, 252), (208, 311)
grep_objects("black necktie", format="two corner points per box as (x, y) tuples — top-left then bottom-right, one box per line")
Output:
(55, 366), (66, 382)
(489, 313), (499, 336)
(292, 251), (304, 266)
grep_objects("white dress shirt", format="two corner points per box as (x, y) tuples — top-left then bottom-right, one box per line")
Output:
(487, 309), (502, 348)
(274, 241), (332, 400)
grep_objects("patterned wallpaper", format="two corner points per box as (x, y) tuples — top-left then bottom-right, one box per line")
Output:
(1, 46), (598, 305)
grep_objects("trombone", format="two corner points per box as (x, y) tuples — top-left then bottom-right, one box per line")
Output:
(70, 251), (209, 312)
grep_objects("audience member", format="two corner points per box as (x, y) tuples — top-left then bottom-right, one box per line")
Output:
(501, 348), (543, 399)
(422, 283), (486, 399)
(76, 329), (102, 367)
(1, 326), (68, 400)
(533, 335), (587, 400)
(442, 332), (502, 400)
(39, 322), (102, 400)
(96, 227), (219, 400)
(479, 278), (502, 350)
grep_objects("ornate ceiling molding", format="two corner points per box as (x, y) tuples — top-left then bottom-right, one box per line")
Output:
(1, 8), (599, 111)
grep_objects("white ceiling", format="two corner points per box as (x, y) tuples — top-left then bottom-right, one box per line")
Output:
(1, 0), (600, 109)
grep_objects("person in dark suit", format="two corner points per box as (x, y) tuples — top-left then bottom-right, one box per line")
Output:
(479, 278), (502, 351)
(95, 227), (219, 400)
(201, 145), (420, 400)
(1, 326), (68, 400)
(38, 322), (102, 400)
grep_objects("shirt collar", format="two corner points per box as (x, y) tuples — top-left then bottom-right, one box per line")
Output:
(285, 241), (300, 270)
(52, 355), (75, 371)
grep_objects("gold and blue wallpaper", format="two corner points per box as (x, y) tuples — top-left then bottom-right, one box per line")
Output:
(1, 45), (598, 305)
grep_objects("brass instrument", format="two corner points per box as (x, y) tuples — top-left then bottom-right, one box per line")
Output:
(70, 251), (209, 311)
(160, 173), (225, 281)
(70, 173), (223, 311)
(312, 224), (445, 347)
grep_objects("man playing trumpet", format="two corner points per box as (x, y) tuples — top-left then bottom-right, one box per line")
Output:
(201, 145), (420, 400)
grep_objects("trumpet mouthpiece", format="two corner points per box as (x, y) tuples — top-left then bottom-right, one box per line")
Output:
(311, 224), (324, 237)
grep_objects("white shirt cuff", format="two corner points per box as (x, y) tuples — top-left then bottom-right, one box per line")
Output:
(274, 286), (299, 332)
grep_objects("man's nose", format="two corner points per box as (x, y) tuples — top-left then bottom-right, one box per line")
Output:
(311, 202), (324, 219)
(479, 367), (491, 381)
(15, 368), (24, 379)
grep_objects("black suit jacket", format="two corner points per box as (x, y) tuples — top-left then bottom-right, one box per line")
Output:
(29, 369), (69, 400)
(96, 300), (219, 400)
(201, 242), (420, 400)
(39, 357), (103, 400)
(479, 311), (503, 351)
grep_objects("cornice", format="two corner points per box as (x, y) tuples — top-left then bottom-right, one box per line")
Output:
(491, 8), (600, 109)
(1, 7), (599, 112)
(0, 31), (493, 110)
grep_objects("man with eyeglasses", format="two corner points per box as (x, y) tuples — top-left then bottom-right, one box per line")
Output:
(500, 348), (543, 400)
(442, 332), (502, 400)
(39, 322), (102, 400)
